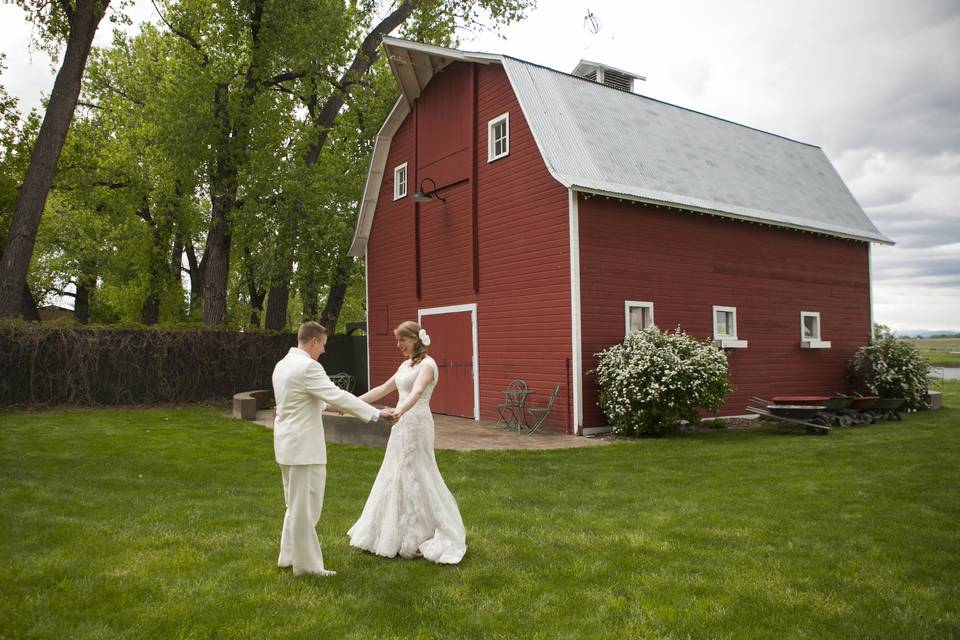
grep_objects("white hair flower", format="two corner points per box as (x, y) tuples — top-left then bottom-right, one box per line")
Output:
(418, 328), (431, 346)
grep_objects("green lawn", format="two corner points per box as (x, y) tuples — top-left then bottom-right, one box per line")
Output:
(903, 337), (960, 367)
(2, 386), (959, 639)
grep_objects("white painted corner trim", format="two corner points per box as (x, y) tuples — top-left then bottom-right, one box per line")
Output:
(364, 254), (371, 392)
(569, 190), (583, 435)
(418, 303), (480, 421)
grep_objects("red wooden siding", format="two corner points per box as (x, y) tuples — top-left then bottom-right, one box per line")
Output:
(577, 196), (872, 428)
(366, 62), (573, 431)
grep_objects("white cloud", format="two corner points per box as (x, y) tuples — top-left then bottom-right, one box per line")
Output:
(464, 0), (960, 332)
(2, 0), (958, 331)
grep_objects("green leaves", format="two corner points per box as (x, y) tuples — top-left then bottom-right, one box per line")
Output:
(8, 0), (535, 326)
(848, 335), (933, 410)
(594, 326), (732, 436)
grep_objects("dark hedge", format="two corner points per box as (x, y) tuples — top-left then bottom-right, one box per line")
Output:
(0, 324), (367, 407)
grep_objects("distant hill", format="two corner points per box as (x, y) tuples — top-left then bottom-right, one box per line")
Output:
(894, 330), (960, 338)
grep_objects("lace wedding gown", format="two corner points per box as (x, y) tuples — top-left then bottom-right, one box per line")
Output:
(347, 356), (467, 564)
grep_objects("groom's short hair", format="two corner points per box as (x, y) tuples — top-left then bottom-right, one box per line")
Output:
(298, 321), (327, 343)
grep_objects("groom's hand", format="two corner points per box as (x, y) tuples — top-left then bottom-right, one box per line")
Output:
(379, 408), (397, 422)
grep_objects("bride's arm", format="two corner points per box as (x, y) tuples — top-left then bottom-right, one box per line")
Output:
(358, 374), (398, 404)
(393, 365), (435, 418)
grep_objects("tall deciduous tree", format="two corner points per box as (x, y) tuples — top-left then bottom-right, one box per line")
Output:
(1, 54), (43, 319)
(264, 0), (535, 332)
(0, 0), (124, 318)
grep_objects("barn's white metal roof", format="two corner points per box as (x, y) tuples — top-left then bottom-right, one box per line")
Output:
(348, 38), (891, 256)
(502, 58), (891, 244)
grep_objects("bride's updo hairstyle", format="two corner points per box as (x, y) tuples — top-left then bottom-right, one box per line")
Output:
(395, 320), (428, 365)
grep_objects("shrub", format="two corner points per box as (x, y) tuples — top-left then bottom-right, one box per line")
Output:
(594, 326), (732, 436)
(0, 322), (368, 406)
(848, 334), (931, 409)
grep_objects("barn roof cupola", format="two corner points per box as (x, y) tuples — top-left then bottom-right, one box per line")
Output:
(572, 59), (645, 92)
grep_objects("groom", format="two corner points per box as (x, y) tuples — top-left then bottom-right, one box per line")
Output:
(272, 320), (394, 577)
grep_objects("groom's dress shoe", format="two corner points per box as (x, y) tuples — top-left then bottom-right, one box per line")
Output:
(294, 568), (337, 577)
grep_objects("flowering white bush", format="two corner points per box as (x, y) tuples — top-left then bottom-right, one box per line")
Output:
(848, 334), (931, 409)
(594, 326), (731, 436)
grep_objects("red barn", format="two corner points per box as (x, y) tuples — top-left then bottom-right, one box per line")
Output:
(348, 38), (892, 435)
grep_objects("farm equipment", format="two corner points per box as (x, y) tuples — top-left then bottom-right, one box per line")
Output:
(772, 395), (855, 427)
(847, 395), (906, 422)
(746, 398), (832, 435)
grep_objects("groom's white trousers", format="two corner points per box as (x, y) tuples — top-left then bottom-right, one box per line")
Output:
(278, 464), (328, 575)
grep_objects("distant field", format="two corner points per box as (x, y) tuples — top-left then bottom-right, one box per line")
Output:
(903, 337), (960, 367)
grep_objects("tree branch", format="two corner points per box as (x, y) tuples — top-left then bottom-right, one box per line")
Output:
(150, 0), (209, 66)
(58, 0), (75, 23)
(304, 0), (418, 165)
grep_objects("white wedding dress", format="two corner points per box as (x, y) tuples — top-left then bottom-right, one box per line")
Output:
(348, 356), (467, 564)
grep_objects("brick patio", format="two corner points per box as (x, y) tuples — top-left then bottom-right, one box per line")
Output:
(254, 409), (607, 451)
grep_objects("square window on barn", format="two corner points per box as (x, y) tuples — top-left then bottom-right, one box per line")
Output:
(625, 300), (654, 335)
(801, 311), (831, 348)
(393, 162), (407, 200)
(713, 305), (748, 348)
(488, 113), (510, 162)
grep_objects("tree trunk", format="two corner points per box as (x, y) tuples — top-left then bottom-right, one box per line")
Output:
(242, 247), (265, 327)
(0, 0), (110, 318)
(201, 201), (231, 325)
(249, 287), (265, 327)
(74, 279), (93, 324)
(264, 199), (297, 331)
(201, 82), (237, 326)
(20, 284), (41, 321)
(184, 240), (204, 318)
(301, 278), (318, 321)
(199, 2), (264, 325)
(74, 255), (97, 324)
(138, 202), (174, 326)
(318, 256), (352, 334)
(170, 237), (183, 280)
(264, 278), (289, 330)
(140, 294), (160, 325)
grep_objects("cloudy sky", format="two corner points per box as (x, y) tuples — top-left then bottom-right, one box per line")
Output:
(2, 0), (958, 332)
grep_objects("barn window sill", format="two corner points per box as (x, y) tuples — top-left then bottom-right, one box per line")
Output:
(715, 338), (748, 349)
(801, 339), (832, 349)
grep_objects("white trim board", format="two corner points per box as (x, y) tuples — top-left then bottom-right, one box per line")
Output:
(364, 254), (371, 393)
(569, 190), (583, 434)
(418, 303), (480, 421)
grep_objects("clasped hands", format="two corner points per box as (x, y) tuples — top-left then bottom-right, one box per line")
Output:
(378, 407), (400, 422)
(327, 406), (400, 422)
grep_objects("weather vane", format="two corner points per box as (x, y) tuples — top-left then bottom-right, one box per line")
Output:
(584, 8), (601, 35)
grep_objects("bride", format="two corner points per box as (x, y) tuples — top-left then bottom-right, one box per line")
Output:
(348, 320), (467, 564)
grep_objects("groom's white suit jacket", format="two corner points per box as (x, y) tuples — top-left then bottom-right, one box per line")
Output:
(272, 347), (379, 466)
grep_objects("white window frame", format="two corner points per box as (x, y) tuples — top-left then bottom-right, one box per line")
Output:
(624, 300), (654, 336)
(393, 162), (407, 200)
(800, 311), (831, 349)
(487, 112), (510, 162)
(713, 305), (748, 349)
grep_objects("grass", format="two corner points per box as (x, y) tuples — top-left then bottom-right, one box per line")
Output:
(903, 337), (960, 367)
(2, 386), (959, 640)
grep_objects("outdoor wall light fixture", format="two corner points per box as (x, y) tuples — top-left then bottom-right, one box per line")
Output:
(412, 177), (447, 203)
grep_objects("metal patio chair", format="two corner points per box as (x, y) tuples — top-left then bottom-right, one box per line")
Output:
(496, 379), (530, 430)
(329, 372), (356, 393)
(526, 384), (560, 436)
